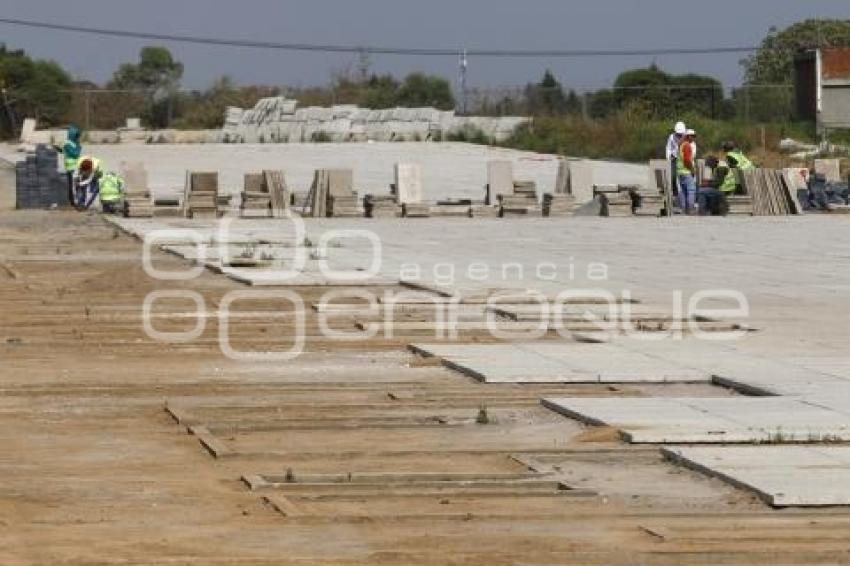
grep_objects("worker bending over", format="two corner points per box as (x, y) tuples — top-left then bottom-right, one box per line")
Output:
(76, 156), (125, 213)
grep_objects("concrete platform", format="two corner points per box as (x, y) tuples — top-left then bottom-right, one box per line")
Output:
(663, 446), (850, 507)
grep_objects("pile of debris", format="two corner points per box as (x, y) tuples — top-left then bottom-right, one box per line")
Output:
(121, 162), (153, 218)
(15, 144), (67, 209)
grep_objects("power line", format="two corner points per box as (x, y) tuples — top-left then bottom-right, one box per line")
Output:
(0, 17), (759, 58)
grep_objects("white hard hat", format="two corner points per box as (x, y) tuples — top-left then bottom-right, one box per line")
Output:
(674, 122), (687, 135)
(686, 128), (696, 136)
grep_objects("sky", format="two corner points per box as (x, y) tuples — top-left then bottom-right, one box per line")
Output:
(0, 0), (847, 92)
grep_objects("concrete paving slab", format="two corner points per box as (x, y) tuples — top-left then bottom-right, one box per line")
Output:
(543, 397), (850, 443)
(662, 446), (850, 506)
(411, 342), (709, 383)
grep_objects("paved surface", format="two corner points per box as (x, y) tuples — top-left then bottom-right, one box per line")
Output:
(663, 446), (850, 506)
(1, 142), (648, 202)
(410, 342), (710, 383)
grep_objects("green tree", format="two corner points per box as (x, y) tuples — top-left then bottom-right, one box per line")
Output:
(526, 70), (568, 116)
(564, 89), (584, 117)
(362, 74), (400, 109)
(109, 46), (184, 127)
(396, 73), (455, 110)
(0, 45), (71, 138)
(743, 19), (850, 84)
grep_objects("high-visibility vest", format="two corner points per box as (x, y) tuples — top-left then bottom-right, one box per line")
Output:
(62, 140), (80, 172)
(99, 172), (124, 203)
(677, 141), (694, 176)
(726, 150), (754, 171)
(720, 168), (739, 193)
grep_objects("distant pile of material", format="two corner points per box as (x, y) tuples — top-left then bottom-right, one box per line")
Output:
(222, 97), (528, 143)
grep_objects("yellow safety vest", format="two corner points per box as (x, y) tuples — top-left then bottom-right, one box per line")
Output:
(99, 172), (124, 203)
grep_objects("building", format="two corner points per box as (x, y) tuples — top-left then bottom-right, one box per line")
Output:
(795, 47), (850, 132)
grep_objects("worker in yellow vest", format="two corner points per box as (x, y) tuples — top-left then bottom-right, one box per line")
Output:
(719, 141), (755, 194)
(676, 130), (697, 214)
(97, 171), (125, 214)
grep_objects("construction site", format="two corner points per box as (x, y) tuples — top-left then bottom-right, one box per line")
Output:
(3, 6), (850, 565)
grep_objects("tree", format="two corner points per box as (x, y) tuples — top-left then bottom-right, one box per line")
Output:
(396, 73), (455, 110)
(525, 70), (568, 116)
(362, 74), (400, 109)
(743, 19), (850, 84)
(0, 45), (71, 138)
(109, 46), (184, 127)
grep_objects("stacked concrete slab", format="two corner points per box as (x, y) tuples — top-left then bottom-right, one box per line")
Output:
(15, 144), (68, 209)
(240, 173), (272, 218)
(121, 161), (153, 218)
(594, 185), (632, 217)
(222, 97), (529, 143)
(310, 169), (361, 218)
(499, 180), (541, 216)
(183, 172), (219, 219)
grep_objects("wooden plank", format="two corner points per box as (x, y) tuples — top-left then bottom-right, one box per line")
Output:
(188, 425), (233, 458)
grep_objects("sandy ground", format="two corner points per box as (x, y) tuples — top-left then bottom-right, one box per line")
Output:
(2, 210), (850, 564)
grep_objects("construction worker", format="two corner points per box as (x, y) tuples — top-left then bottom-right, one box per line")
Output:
(676, 129), (697, 214)
(665, 121), (687, 198)
(719, 142), (755, 194)
(96, 171), (125, 214)
(75, 155), (103, 210)
(56, 125), (82, 204)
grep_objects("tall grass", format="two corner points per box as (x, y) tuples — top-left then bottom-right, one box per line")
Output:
(502, 113), (816, 163)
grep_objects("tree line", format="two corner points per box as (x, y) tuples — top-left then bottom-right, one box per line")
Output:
(0, 18), (848, 138)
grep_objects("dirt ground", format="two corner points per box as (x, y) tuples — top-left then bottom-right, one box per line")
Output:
(2, 210), (850, 564)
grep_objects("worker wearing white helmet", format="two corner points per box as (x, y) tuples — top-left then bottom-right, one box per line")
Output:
(665, 121), (687, 203)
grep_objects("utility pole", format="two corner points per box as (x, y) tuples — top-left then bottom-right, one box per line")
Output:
(457, 49), (468, 115)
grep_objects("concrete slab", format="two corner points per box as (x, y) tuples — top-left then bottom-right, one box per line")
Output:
(411, 342), (709, 384)
(395, 163), (423, 204)
(663, 446), (850, 506)
(543, 397), (850, 443)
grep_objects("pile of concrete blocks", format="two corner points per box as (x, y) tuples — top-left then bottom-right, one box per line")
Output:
(499, 180), (541, 216)
(121, 162), (153, 218)
(630, 185), (664, 217)
(365, 194), (400, 218)
(726, 196), (754, 215)
(183, 172), (219, 219)
(595, 185), (634, 217)
(309, 169), (361, 217)
(221, 96), (529, 143)
(542, 193), (578, 217)
(470, 203), (499, 218)
(15, 144), (68, 209)
(154, 197), (182, 217)
(430, 199), (472, 217)
(240, 173), (272, 218)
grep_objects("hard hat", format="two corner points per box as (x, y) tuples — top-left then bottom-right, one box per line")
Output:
(686, 129), (696, 136)
(674, 122), (687, 135)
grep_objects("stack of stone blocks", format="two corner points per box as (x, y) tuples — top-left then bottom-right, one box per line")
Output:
(15, 144), (68, 209)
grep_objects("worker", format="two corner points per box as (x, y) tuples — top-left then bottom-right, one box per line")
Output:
(56, 125), (82, 204)
(697, 156), (727, 216)
(676, 129), (697, 214)
(719, 141), (755, 194)
(665, 121), (687, 198)
(96, 171), (125, 214)
(75, 155), (103, 210)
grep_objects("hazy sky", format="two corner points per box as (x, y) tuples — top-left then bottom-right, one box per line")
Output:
(0, 0), (847, 92)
